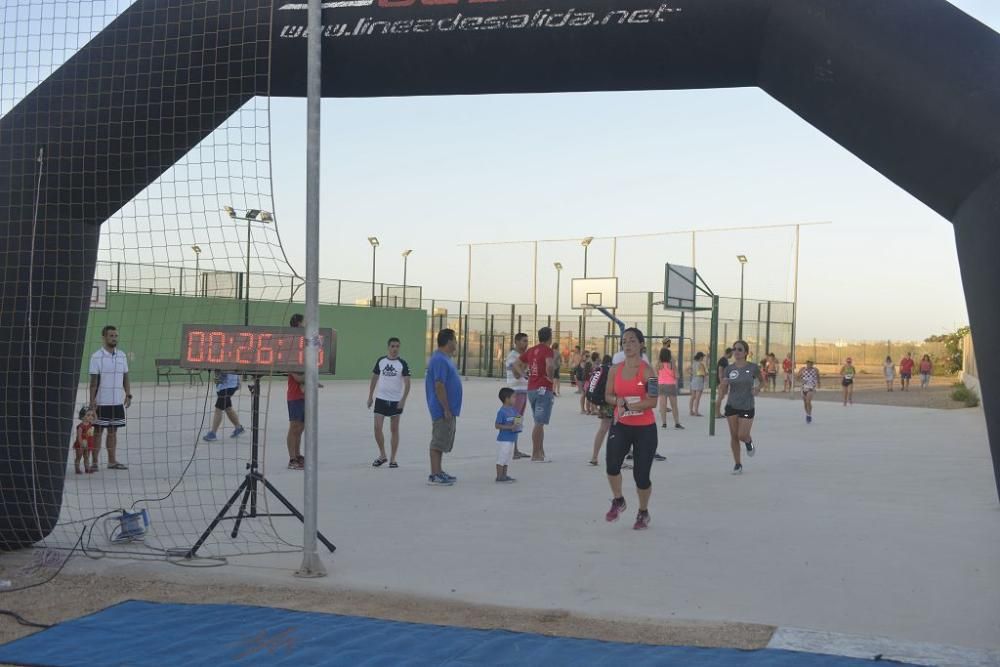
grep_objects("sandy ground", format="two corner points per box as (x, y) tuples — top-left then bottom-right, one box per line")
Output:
(0, 376), (996, 660)
(759, 374), (968, 410)
(0, 563), (773, 651)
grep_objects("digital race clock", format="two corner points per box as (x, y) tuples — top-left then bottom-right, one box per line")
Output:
(179, 324), (336, 374)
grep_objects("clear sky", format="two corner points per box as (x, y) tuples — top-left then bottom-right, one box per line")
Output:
(3, 1), (996, 342)
(264, 0), (999, 342)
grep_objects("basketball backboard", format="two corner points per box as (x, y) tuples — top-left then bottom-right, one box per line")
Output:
(571, 277), (618, 310)
(664, 264), (697, 311)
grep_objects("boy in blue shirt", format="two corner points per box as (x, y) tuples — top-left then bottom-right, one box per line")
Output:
(495, 387), (521, 483)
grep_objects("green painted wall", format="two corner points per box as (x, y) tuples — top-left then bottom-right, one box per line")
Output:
(81, 293), (427, 382)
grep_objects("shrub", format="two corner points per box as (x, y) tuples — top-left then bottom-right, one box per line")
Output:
(951, 383), (980, 407)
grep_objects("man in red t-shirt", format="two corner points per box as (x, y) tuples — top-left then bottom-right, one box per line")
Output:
(899, 352), (915, 392)
(286, 314), (306, 469)
(782, 353), (794, 392)
(520, 326), (556, 462)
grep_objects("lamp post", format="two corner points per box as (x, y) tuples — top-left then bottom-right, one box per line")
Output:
(191, 245), (201, 297)
(554, 262), (563, 338)
(737, 254), (748, 340)
(581, 236), (593, 277)
(401, 249), (412, 308)
(368, 236), (380, 307)
(224, 206), (273, 326)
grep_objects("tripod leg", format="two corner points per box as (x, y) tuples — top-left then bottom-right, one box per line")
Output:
(261, 478), (336, 553)
(186, 477), (250, 559)
(229, 480), (255, 539)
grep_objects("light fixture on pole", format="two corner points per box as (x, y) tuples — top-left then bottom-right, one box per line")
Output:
(224, 207), (273, 326)
(368, 237), (380, 307)
(401, 249), (413, 308)
(191, 245), (201, 297)
(554, 262), (563, 338)
(581, 237), (594, 277)
(737, 254), (748, 340)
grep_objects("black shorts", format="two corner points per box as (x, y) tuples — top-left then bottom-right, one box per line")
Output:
(842, 378), (854, 387)
(215, 387), (238, 410)
(724, 405), (755, 420)
(95, 404), (126, 430)
(374, 398), (403, 417)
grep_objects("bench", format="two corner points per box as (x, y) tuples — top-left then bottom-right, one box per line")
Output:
(155, 359), (205, 386)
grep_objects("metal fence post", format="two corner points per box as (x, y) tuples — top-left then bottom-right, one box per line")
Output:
(462, 313), (470, 376)
(678, 311), (685, 391)
(765, 301), (772, 356)
(646, 292), (653, 340)
(709, 295), (720, 436)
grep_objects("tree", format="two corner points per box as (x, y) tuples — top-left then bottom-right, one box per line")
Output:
(924, 325), (970, 375)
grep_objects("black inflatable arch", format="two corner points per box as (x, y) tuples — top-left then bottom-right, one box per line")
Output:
(2, 0), (999, 548)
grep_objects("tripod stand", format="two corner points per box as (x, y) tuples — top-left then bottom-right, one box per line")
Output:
(186, 375), (335, 559)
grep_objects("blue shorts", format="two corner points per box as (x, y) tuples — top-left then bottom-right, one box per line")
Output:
(527, 389), (554, 426)
(287, 399), (305, 423)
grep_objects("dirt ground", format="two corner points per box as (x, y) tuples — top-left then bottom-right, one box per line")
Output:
(0, 565), (775, 654)
(761, 374), (970, 410)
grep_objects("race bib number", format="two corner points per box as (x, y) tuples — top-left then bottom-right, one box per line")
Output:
(620, 396), (644, 418)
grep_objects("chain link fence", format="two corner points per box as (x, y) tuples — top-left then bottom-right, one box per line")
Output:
(92, 260), (422, 308)
(425, 292), (795, 385)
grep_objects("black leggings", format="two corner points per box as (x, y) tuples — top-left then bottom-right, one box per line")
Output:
(606, 423), (658, 490)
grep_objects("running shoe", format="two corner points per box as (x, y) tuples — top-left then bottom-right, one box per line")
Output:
(288, 459), (304, 470)
(633, 510), (651, 530)
(231, 426), (245, 438)
(202, 432), (218, 442)
(732, 463), (743, 475)
(297, 455), (305, 465)
(496, 476), (517, 483)
(653, 453), (667, 462)
(440, 471), (457, 482)
(745, 440), (755, 457)
(661, 423), (668, 429)
(806, 415), (812, 424)
(427, 473), (454, 486)
(605, 497), (627, 522)
(674, 424), (685, 430)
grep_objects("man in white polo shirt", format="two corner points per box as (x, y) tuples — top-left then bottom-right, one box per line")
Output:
(366, 337), (411, 468)
(89, 325), (132, 470)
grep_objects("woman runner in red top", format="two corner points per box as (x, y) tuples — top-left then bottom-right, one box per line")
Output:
(603, 328), (659, 530)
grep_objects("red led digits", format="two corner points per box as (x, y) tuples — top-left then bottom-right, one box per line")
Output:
(206, 331), (225, 363)
(258, 333), (274, 364)
(179, 325), (333, 374)
(236, 332), (254, 364)
(187, 330), (205, 363)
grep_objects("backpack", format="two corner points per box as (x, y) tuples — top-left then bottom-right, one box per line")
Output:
(586, 364), (610, 406)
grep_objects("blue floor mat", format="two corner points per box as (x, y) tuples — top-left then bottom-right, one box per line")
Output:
(0, 600), (909, 666)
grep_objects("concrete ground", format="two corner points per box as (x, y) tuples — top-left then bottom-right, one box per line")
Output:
(4, 377), (999, 657)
